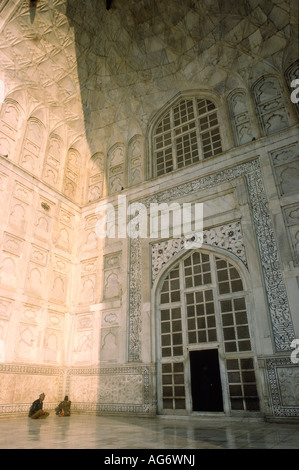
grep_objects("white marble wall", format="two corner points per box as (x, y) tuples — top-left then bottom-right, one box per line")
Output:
(0, 0), (298, 418)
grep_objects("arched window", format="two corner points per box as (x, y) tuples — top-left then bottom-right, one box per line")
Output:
(153, 97), (223, 177)
(157, 249), (260, 415)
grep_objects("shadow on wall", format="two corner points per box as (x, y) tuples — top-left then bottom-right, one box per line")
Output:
(29, 0), (38, 24)
(65, 0), (150, 154)
(64, 0), (237, 153)
(65, 0), (298, 158)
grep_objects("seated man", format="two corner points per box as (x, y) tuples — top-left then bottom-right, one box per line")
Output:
(28, 393), (49, 419)
(55, 395), (71, 416)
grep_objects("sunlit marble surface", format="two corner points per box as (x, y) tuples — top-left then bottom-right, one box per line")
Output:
(0, 414), (299, 449)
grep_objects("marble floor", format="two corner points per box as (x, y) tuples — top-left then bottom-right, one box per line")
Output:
(0, 414), (299, 450)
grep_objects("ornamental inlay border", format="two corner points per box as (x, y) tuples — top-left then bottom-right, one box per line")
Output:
(72, 403), (155, 415)
(128, 159), (295, 361)
(151, 220), (247, 283)
(66, 365), (152, 376)
(0, 363), (63, 375)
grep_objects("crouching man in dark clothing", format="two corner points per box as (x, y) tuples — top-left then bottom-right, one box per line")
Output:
(28, 393), (49, 419)
(55, 396), (71, 417)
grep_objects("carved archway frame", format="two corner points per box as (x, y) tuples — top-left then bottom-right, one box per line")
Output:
(128, 159), (295, 362)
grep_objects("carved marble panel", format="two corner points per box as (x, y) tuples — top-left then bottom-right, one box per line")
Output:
(252, 76), (289, 136)
(108, 144), (125, 194)
(282, 203), (299, 266)
(103, 252), (122, 300)
(0, 99), (22, 161)
(21, 303), (40, 325)
(100, 328), (119, 363)
(63, 148), (80, 202)
(76, 313), (94, 330)
(81, 215), (100, 253)
(81, 257), (98, 275)
(34, 213), (51, 238)
(13, 181), (33, 204)
(81, 228), (99, 254)
(0, 320), (8, 362)
(0, 297), (14, 321)
(227, 89), (254, 146)
(269, 142), (299, 197)
(63, 179), (77, 200)
(53, 254), (70, 275)
(30, 244), (49, 267)
(0, 252), (19, 288)
(73, 330), (93, 364)
(49, 272), (68, 304)
(8, 198), (27, 232)
(277, 367), (299, 407)
(50, 257), (71, 298)
(104, 251), (121, 270)
(55, 208), (74, 253)
(266, 357), (299, 417)
(67, 148), (80, 171)
(19, 118), (45, 176)
(46, 310), (64, 331)
(88, 152), (104, 202)
(66, 365), (152, 414)
(14, 181), (33, 203)
(88, 178), (103, 202)
(68, 372), (97, 401)
(43, 328), (62, 364)
(80, 274), (96, 305)
(101, 309), (120, 328)
(42, 164), (59, 188)
(42, 134), (64, 189)
(0, 171), (8, 194)
(100, 372), (143, 404)
(103, 271), (121, 300)
(0, 132), (13, 158)
(48, 134), (63, 161)
(72, 313), (94, 366)
(0, 99), (22, 136)
(0, 364), (63, 413)
(79, 257), (97, 305)
(84, 214), (99, 230)
(128, 135), (144, 186)
(15, 324), (38, 361)
(56, 224), (72, 253)
(2, 232), (24, 256)
(109, 173), (123, 194)
(59, 207), (74, 227)
(90, 152), (104, 175)
(24, 262), (45, 298)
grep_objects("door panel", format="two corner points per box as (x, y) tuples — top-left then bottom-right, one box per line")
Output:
(189, 349), (223, 412)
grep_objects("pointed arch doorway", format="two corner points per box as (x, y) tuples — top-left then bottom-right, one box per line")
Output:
(155, 248), (260, 416)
